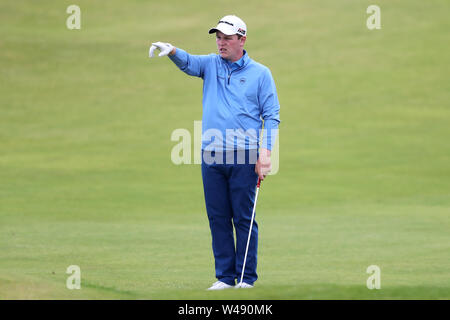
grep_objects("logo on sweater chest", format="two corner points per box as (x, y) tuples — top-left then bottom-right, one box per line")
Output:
(239, 77), (246, 85)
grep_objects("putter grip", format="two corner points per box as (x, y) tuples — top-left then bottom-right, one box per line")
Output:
(257, 178), (261, 188)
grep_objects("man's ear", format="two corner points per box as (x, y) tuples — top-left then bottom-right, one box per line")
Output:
(240, 36), (247, 46)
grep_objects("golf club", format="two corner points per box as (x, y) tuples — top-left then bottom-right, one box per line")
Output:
(237, 178), (261, 288)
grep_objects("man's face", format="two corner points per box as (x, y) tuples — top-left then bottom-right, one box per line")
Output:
(216, 31), (246, 62)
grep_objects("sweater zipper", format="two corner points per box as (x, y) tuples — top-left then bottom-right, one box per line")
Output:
(227, 66), (244, 85)
(226, 65), (232, 85)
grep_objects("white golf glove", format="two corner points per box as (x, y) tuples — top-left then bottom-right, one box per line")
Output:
(149, 42), (174, 58)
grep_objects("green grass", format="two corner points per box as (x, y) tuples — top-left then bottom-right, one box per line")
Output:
(1, 0), (449, 299)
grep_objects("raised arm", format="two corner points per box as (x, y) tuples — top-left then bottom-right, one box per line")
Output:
(149, 42), (211, 78)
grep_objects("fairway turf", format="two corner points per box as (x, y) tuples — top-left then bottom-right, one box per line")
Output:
(1, 0), (449, 299)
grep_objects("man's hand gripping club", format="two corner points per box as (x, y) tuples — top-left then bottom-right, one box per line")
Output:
(255, 148), (271, 181)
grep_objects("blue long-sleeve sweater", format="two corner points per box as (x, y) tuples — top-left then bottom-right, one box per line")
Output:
(169, 48), (280, 151)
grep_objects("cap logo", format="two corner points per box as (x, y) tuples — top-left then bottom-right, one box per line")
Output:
(219, 20), (234, 26)
(237, 28), (246, 35)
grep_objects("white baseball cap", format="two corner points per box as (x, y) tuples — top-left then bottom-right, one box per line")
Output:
(208, 15), (247, 37)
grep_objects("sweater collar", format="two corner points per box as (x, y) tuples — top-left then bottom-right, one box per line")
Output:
(223, 50), (249, 69)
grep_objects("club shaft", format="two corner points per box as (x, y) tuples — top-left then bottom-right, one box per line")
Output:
(239, 179), (261, 285)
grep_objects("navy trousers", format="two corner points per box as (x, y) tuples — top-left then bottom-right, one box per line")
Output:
(201, 150), (259, 286)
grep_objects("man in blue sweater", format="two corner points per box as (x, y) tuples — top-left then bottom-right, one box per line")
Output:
(150, 15), (280, 290)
